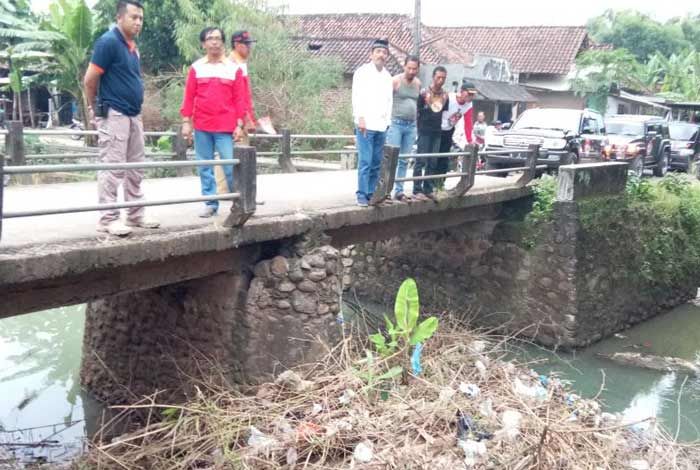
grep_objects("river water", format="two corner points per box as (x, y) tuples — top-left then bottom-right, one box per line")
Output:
(1, 302), (699, 465)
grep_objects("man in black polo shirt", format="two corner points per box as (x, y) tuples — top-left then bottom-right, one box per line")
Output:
(84, 0), (159, 236)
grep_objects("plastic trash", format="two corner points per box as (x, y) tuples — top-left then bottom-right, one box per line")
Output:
(457, 410), (493, 441)
(339, 389), (356, 405)
(474, 360), (488, 380)
(311, 403), (323, 415)
(500, 410), (522, 441)
(247, 427), (277, 453)
(459, 382), (481, 398)
(513, 377), (547, 402)
(286, 447), (298, 465)
(411, 343), (424, 375)
(438, 387), (456, 402)
(468, 340), (488, 355)
(565, 393), (580, 407)
(479, 398), (493, 418)
(458, 439), (487, 467)
(628, 460), (650, 470)
(353, 441), (374, 463)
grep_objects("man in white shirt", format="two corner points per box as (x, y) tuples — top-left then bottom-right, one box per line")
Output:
(351, 38), (393, 207)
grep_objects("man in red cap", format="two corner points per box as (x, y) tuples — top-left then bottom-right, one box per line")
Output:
(229, 30), (257, 141)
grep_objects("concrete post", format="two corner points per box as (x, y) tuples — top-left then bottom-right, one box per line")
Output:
(278, 128), (296, 173)
(369, 145), (399, 205)
(448, 144), (478, 197)
(340, 145), (358, 170)
(172, 125), (189, 177)
(226, 145), (257, 227)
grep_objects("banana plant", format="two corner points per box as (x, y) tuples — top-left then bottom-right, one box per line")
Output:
(369, 278), (439, 358)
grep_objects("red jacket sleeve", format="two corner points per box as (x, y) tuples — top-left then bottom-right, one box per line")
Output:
(463, 107), (474, 144)
(180, 67), (197, 118)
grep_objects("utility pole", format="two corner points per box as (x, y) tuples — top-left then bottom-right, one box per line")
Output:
(413, 0), (421, 59)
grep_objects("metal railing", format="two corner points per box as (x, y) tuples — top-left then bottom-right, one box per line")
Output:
(0, 145), (257, 241)
(1, 122), (358, 174)
(0, 121), (545, 243)
(367, 144), (542, 205)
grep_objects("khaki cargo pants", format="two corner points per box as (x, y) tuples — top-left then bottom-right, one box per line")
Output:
(96, 109), (146, 226)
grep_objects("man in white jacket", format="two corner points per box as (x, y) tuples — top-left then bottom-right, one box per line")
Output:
(351, 38), (393, 206)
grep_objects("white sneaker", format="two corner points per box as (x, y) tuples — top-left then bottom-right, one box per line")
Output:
(97, 220), (132, 236)
(125, 216), (160, 229)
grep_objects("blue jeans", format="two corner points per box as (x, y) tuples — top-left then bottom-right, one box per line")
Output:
(355, 128), (386, 200)
(194, 130), (234, 211)
(386, 119), (416, 195)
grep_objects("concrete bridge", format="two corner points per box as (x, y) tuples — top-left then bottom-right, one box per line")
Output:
(2, 157), (689, 406)
(0, 161), (538, 403)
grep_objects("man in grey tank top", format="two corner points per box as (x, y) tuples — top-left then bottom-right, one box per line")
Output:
(387, 56), (421, 201)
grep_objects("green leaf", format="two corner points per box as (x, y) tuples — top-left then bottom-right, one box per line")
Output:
(394, 278), (419, 331)
(9, 67), (22, 93)
(409, 317), (438, 346)
(369, 333), (386, 351)
(377, 366), (403, 381)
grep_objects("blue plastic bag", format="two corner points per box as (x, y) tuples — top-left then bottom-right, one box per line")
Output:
(411, 343), (424, 375)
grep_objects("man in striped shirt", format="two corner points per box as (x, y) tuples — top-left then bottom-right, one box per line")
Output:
(180, 27), (244, 218)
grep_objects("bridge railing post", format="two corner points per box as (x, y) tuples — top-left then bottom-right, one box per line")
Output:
(369, 145), (399, 206)
(7, 121), (29, 184)
(225, 145), (256, 227)
(278, 128), (296, 173)
(172, 125), (189, 177)
(517, 144), (540, 186)
(447, 144), (478, 197)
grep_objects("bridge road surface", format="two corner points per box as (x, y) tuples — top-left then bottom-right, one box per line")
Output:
(1, 170), (524, 248)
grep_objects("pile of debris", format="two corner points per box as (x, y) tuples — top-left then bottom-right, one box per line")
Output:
(86, 327), (700, 469)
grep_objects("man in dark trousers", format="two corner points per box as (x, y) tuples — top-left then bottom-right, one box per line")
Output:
(413, 66), (448, 201)
(84, 0), (159, 236)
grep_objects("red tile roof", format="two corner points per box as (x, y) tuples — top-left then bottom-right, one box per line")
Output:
(285, 14), (443, 63)
(290, 37), (404, 75)
(286, 14), (591, 75)
(429, 26), (589, 75)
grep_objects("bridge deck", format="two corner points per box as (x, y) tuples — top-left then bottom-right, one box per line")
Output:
(1, 171), (533, 317)
(2, 171), (524, 248)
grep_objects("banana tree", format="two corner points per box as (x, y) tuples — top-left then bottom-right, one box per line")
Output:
(43, 0), (94, 130)
(0, 0), (62, 124)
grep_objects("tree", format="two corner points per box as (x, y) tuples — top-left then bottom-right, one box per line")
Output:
(0, 0), (62, 123)
(172, 0), (345, 133)
(588, 9), (690, 61)
(42, 0), (95, 129)
(572, 49), (651, 113)
(92, 0), (208, 73)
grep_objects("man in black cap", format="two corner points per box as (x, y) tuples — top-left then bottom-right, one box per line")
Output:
(351, 38), (393, 206)
(229, 30), (257, 141)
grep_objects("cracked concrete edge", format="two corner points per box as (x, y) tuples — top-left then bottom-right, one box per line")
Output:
(0, 185), (532, 286)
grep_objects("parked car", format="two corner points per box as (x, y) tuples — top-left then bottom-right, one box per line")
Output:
(668, 122), (700, 173)
(483, 108), (607, 173)
(604, 115), (671, 177)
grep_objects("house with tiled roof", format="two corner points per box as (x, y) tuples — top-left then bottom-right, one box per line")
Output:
(286, 14), (542, 123)
(428, 25), (592, 109)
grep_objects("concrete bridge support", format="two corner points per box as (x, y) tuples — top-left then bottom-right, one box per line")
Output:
(80, 235), (343, 404)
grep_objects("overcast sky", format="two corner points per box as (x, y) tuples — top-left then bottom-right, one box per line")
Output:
(31, 0), (700, 26)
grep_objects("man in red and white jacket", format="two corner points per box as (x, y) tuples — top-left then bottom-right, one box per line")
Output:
(180, 27), (244, 218)
(438, 82), (477, 184)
